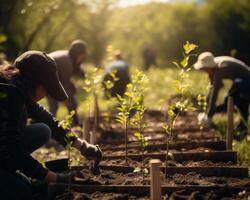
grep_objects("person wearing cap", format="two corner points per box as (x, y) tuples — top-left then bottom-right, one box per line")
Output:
(0, 51), (102, 199)
(194, 52), (250, 140)
(47, 40), (87, 126)
(102, 50), (130, 98)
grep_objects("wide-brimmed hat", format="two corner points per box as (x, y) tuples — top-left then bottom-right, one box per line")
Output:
(194, 52), (217, 70)
(14, 51), (68, 101)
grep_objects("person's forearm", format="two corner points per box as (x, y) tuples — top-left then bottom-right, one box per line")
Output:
(72, 138), (91, 151)
(72, 138), (83, 150)
(207, 85), (220, 118)
(44, 171), (57, 183)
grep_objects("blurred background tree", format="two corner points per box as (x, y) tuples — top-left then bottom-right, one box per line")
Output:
(206, 0), (250, 63)
(0, 0), (114, 65)
(0, 0), (249, 66)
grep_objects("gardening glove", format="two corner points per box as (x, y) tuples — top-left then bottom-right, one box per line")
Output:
(56, 171), (81, 183)
(80, 140), (103, 165)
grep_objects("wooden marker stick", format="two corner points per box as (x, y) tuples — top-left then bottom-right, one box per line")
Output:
(83, 116), (90, 142)
(150, 159), (162, 200)
(227, 96), (234, 150)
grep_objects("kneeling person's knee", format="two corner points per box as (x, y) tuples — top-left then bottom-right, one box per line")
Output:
(37, 123), (51, 143)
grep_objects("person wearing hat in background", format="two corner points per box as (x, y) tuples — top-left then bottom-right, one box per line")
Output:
(194, 52), (250, 140)
(102, 50), (130, 98)
(48, 40), (87, 126)
(0, 51), (102, 200)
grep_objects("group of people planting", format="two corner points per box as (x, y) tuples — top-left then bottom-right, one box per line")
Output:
(0, 39), (130, 199)
(0, 39), (249, 199)
(0, 41), (102, 199)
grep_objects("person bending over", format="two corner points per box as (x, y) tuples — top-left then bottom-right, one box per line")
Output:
(194, 52), (250, 140)
(0, 51), (102, 200)
(48, 40), (87, 125)
(102, 50), (130, 98)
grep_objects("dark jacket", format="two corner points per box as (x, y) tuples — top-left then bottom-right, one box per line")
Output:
(103, 59), (130, 98)
(207, 56), (250, 117)
(49, 50), (84, 97)
(0, 76), (77, 180)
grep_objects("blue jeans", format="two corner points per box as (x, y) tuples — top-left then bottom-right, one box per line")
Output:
(0, 123), (51, 200)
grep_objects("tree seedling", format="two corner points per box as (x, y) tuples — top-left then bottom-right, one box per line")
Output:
(116, 90), (134, 165)
(58, 111), (77, 191)
(82, 67), (103, 139)
(197, 93), (208, 137)
(130, 70), (149, 182)
(116, 70), (148, 165)
(163, 42), (198, 174)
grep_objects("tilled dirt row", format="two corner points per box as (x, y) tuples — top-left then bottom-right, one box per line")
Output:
(44, 111), (249, 199)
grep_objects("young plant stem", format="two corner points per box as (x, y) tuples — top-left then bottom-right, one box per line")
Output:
(139, 119), (145, 182)
(165, 112), (180, 175)
(163, 42), (198, 176)
(68, 145), (71, 192)
(93, 92), (100, 128)
(125, 118), (128, 165)
(92, 92), (99, 143)
(58, 111), (76, 194)
(165, 138), (170, 175)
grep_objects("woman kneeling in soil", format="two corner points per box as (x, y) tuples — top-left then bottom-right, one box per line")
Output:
(0, 51), (102, 200)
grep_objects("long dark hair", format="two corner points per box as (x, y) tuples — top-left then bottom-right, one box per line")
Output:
(0, 62), (20, 80)
(0, 62), (40, 97)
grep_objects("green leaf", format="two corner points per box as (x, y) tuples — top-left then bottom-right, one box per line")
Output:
(127, 83), (133, 89)
(0, 34), (7, 44)
(133, 167), (142, 173)
(183, 42), (198, 55)
(181, 56), (189, 68)
(67, 131), (77, 138)
(134, 132), (141, 138)
(173, 61), (181, 69)
(143, 141), (149, 147)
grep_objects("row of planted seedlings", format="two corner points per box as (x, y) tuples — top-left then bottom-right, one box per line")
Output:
(49, 43), (250, 199)
(100, 42), (248, 174)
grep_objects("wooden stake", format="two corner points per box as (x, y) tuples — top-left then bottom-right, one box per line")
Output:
(227, 96), (234, 150)
(93, 93), (100, 129)
(150, 159), (162, 200)
(83, 116), (90, 142)
(90, 131), (96, 144)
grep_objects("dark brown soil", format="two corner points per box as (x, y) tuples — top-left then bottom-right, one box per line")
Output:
(48, 111), (249, 199)
(100, 158), (238, 168)
(98, 111), (216, 144)
(73, 192), (148, 200)
(68, 168), (250, 187)
(103, 147), (214, 156)
(63, 190), (250, 200)
(57, 189), (250, 200)
(54, 168), (250, 199)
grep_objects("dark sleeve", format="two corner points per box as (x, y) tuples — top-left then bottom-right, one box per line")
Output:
(0, 85), (48, 180)
(26, 100), (77, 146)
(207, 74), (222, 117)
(125, 65), (131, 84)
(73, 64), (85, 78)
